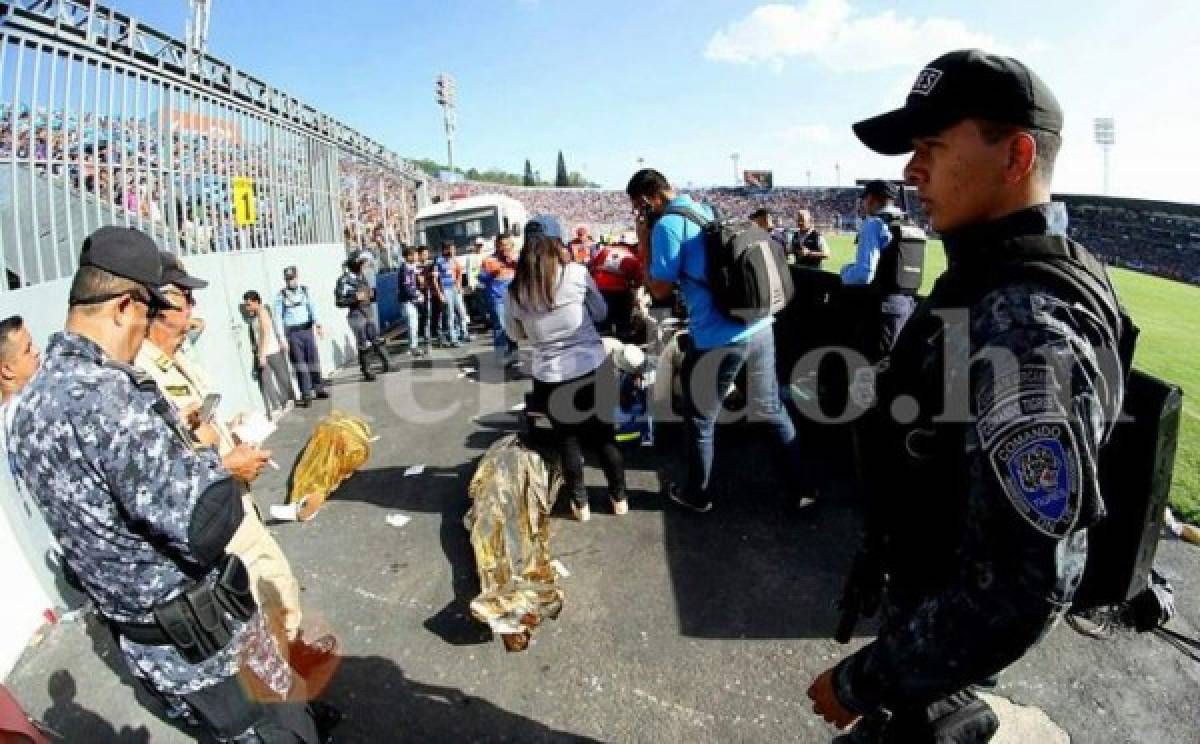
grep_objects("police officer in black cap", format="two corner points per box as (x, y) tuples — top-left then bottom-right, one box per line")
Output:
(808, 50), (1132, 742)
(841, 179), (915, 358)
(10, 227), (332, 741)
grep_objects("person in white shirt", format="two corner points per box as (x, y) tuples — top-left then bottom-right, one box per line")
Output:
(505, 216), (627, 522)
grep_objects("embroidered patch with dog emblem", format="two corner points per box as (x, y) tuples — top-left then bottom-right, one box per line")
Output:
(987, 421), (1080, 537)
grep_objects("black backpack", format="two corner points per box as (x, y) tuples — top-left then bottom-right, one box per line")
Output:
(665, 204), (795, 324)
(871, 210), (926, 296)
(334, 273), (357, 308)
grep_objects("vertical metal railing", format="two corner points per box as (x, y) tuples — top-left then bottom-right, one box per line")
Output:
(0, 24), (419, 293)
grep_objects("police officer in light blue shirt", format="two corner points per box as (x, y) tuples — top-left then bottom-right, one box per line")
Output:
(627, 168), (815, 514)
(841, 180), (916, 357)
(273, 265), (328, 406)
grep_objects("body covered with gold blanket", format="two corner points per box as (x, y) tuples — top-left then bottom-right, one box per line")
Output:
(287, 412), (372, 521)
(465, 434), (563, 650)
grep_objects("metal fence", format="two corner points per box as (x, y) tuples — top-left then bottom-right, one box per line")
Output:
(0, 0), (423, 291)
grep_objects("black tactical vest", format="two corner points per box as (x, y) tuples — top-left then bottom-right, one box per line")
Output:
(863, 215), (1135, 595)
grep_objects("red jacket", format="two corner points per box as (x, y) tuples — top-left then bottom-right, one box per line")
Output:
(589, 244), (642, 293)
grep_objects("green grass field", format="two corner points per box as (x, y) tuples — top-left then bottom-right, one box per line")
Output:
(823, 233), (1199, 522)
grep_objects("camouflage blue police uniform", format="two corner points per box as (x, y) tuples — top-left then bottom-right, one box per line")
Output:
(7, 332), (292, 737)
(834, 205), (1127, 735)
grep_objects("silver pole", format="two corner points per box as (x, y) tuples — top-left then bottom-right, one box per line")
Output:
(28, 43), (45, 285)
(106, 62), (116, 228)
(90, 58), (101, 233)
(267, 121), (281, 249)
(44, 46), (62, 281)
(0, 38), (8, 292)
(11, 41), (27, 289)
(60, 49), (75, 263)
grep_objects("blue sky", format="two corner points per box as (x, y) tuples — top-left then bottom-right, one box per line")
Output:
(114, 0), (1200, 202)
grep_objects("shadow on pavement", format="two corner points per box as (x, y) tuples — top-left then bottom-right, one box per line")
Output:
(41, 670), (151, 743)
(659, 422), (870, 640)
(323, 655), (599, 743)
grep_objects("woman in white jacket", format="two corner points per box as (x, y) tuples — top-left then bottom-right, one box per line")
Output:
(505, 216), (628, 521)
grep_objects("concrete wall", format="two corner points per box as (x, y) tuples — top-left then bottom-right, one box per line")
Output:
(0, 242), (354, 680)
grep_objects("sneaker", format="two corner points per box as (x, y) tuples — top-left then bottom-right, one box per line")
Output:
(315, 390), (331, 400)
(611, 494), (629, 516)
(363, 371), (376, 382)
(297, 396), (312, 408)
(667, 483), (712, 514)
(570, 502), (591, 522)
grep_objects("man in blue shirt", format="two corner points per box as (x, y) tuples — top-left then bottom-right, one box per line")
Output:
(841, 180), (917, 358)
(627, 169), (814, 513)
(274, 265), (328, 406)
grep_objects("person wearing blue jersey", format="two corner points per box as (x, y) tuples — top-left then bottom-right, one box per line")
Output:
(627, 169), (814, 514)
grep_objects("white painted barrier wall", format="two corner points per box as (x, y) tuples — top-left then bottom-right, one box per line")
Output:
(0, 242), (355, 679)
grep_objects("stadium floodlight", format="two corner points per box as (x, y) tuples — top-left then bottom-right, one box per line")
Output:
(1095, 117), (1115, 196)
(435, 73), (458, 172)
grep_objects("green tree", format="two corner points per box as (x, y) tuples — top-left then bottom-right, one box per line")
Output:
(523, 159), (535, 187)
(555, 151), (569, 188)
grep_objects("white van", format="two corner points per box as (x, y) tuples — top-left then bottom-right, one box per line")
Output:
(413, 194), (527, 253)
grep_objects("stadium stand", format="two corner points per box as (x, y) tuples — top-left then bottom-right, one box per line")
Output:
(426, 182), (1199, 286)
(1059, 194), (1200, 285)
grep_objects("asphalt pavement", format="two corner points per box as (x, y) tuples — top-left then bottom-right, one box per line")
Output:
(6, 336), (1200, 743)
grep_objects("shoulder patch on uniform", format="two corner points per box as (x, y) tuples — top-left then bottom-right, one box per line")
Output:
(988, 421), (1080, 537)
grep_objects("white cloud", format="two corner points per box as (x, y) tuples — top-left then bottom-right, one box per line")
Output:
(705, 0), (999, 72)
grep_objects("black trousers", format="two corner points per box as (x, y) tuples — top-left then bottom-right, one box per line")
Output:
(532, 369), (626, 507)
(348, 308), (388, 374)
(183, 673), (319, 743)
(598, 289), (634, 341)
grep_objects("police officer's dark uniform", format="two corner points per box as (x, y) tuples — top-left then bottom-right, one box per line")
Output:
(790, 225), (829, 268)
(8, 228), (322, 742)
(336, 253), (389, 381)
(818, 52), (1132, 742)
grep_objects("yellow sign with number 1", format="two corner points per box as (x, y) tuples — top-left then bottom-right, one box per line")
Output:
(232, 177), (257, 226)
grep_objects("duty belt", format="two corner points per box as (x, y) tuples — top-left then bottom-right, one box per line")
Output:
(286, 321), (314, 332)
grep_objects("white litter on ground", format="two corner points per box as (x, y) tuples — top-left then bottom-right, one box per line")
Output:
(385, 514), (411, 528)
(269, 503), (299, 521)
(404, 465), (425, 477)
(550, 559), (570, 578)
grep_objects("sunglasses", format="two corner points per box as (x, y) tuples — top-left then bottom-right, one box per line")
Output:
(72, 290), (163, 319)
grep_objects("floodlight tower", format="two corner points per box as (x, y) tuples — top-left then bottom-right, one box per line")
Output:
(731, 153), (740, 186)
(1095, 117), (1115, 195)
(186, 0), (211, 74)
(435, 73), (458, 173)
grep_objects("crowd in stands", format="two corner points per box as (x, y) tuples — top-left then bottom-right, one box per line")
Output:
(428, 181), (1200, 286)
(340, 157), (420, 252)
(4, 103), (1199, 286)
(0, 104), (422, 257)
(430, 180), (864, 231)
(1061, 197), (1200, 284)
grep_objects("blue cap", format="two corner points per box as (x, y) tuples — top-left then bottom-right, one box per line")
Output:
(524, 214), (564, 241)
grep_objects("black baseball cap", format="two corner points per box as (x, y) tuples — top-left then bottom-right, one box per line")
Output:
(853, 49), (1063, 156)
(76, 227), (176, 309)
(861, 180), (899, 200)
(158, 250), (209, 289)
